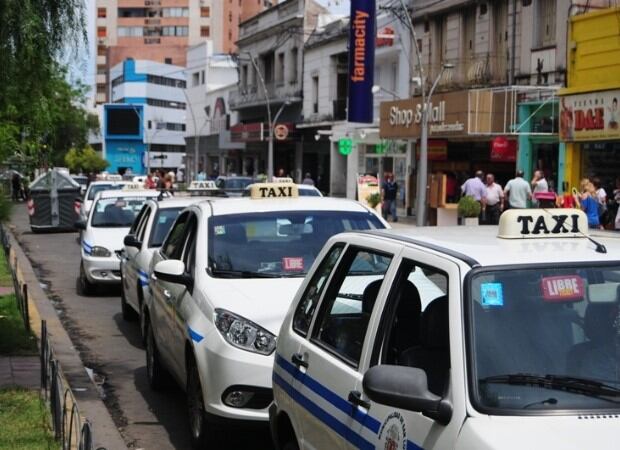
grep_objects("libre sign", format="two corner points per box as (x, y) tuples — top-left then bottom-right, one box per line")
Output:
(347, 0), (375, 123)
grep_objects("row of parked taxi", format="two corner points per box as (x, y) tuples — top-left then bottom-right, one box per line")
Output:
(74, 178), (620, 450)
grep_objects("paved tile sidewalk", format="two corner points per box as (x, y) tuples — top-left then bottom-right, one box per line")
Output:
(0, 356), (40, 389)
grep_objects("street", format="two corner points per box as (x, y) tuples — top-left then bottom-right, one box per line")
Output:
(11, 204), (274, 450)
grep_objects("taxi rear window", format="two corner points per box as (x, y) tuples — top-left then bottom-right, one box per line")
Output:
(91, 197), (149, 227)
(208, 210), (384, 278)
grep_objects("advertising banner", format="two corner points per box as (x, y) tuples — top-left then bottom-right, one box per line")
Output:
(560, 89), (620, 142)
(348, 0), (376, 123)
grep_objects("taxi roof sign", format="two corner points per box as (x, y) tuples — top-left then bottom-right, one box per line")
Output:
(188, 180), (217, 190)
(122, 182), (143, 190)
(250, 182), (298, 199)
(272, 176), (294, 183)
(498, 208), (588, 239)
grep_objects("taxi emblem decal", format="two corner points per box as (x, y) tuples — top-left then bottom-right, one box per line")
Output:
(378, 412), (406, 450)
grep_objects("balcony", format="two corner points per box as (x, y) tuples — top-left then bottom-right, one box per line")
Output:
(229, 81), (302, 110)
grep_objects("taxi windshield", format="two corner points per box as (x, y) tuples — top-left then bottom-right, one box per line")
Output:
(208, 210), (384, 278)
(91, 197), (150, 227)
(469, 264), (620, 413)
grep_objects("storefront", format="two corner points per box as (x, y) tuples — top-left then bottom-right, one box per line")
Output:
(379, 90), (517, 211)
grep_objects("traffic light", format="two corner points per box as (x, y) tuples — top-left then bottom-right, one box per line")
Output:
(338, 138), (353, 156)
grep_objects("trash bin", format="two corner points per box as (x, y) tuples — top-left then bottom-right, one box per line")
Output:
(28, 168), (81, 232)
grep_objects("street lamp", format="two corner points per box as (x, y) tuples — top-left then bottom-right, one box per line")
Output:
(415, 62), (454, 227)
(371, 85), (400, 99)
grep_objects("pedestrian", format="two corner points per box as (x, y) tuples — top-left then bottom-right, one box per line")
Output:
(445, 172), (458, 203)
(574, 178), (600, 229)
(592, 176), (609, 227)
(504, 170), (532, 209)
(196, 165), (207, 181)
(484, 174), (504, 225)
(381, 172), (398, 222)
(11, 173), (21, 202)
(461, 170), (487, 221)
(302, 172), (314, 186)
(144, 172), (157, 189)
(156, 170), (166, 189)
(530, 169), (549, 207)
(613, 177), (620, 230)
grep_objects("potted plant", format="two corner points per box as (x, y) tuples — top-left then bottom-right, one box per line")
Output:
(458, 196), (481, 226)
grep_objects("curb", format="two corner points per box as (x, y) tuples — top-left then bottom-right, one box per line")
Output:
(6, 226), (127, 450)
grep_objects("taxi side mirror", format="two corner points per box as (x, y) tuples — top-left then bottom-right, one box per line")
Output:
(154, 259), (193, 290)
(74, 196), (83, 203)
(363, 365), (452, 425)
(123, 234), (142, 249)
(74, 220), (86, 230)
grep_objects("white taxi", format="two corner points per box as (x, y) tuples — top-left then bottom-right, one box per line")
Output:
(119, 196), (213, 335)
(144, 182), (387, 448)
(271, 209), (620, 450)
(80, 180), (135, 221)
(76, 189), (160, 295)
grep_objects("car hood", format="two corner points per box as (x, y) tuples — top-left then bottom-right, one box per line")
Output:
(456, 415), (620, 450)
(83, 226), (131, 252)
(204, 277), (304, 335)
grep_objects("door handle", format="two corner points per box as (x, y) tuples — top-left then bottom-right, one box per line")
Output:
(163, 289), (173, 302)
(348, 390), (370, 410)
(291, 352), (308, 369)
(151, 273), (157, 281)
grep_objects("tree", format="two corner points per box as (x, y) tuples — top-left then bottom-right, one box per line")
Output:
(65, 147), (108, 174)
(0, 0), (89, 168)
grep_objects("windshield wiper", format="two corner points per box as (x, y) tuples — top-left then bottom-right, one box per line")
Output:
(480, 373), (620, 400)
(209, 268), (282, 278)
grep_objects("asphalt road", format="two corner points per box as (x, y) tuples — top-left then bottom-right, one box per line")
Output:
(12, 205), (274, 450)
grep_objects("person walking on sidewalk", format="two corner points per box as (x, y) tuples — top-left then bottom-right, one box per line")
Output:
(381, 172), (398, 222)
(504, 170), (532, 209)
(485, 173), (504, 225)
(530, 169), (549, 207)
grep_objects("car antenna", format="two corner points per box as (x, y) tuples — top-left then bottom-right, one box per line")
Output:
(541, 208), (607, 254)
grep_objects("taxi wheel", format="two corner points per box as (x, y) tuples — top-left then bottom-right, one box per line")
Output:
(145, 321), (169, 390)
(120, 283), (137, 321)
(79, 263), (95, 296)
(187, 357), (220, 449)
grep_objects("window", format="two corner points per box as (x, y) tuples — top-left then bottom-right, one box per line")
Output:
(312, 248), (393, 366)
(241, 65), (248, 88)
(290, 47), (298, 83)
(97, 64), (106, 75)
(97, 7), (107, 18)
(162, 26), (188, 36)
(201, 7), (210, 17)
(201, 26), (210, 37)
(181, 216), (198, 275)
(96, 84), (106, 94)
(276, 52), (285, 84)
(200, 70), (205, 84)
(536, 0), (556, 47)
(97, 27), (107, 38)
(91, 197), (151, 228)
(312, 75), (319, 113)
(129, 205), (149, 236)
(135, 208), (152, 242)
(118, 27), (143, 37)
(192, 72), (200, 87)
(162, 7), (189, 17)
(97, 45), (106, 56)
(293, 245), (344, 336)
(162, 212), (189, 259)
(375, 259), (448, 394)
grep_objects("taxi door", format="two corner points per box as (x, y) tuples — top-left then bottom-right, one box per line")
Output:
(285, 241), (401, 450)
(353, 248), (466, 450)
(149, 211), (191, 370)
(122, 205), (150, 303)
(166, 213), (199, 380)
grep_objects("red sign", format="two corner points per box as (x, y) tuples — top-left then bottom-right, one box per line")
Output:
(230, 123), (263, 143)
(541, 275), (585, 302)
(416, 139), (448, 161)
(282, 257), (304, 272)
(376, 27), (394, 47)
(490, 136), (517, 162)
(274, 124), (289, 141)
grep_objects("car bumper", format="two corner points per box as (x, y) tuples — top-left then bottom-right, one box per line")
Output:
(197, 332), (274, 422)
(82, 253), (121, 284)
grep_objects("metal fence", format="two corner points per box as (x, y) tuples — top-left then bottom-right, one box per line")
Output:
(0, 225), (103, 450)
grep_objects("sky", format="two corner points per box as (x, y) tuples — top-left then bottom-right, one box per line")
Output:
(78, 0), (351, 106)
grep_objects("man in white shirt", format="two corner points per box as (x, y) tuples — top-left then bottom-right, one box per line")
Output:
(504, 170), (532, 209)
(485, 173), (504, 225)
(531, 170), (549, 207)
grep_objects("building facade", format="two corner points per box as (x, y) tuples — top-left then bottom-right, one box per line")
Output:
(103, 58), (187, 175)
(559, 6), (620, 196)
(184, 41), (243, 180)
(95, 0), (275, 104)
(229, 0), (327, 181)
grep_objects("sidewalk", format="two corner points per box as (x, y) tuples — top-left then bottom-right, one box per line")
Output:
(0, 356), (39, 389)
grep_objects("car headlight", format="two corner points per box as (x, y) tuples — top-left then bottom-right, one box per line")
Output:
(90, 246), (111, 257)
(214, 309), (276, 355)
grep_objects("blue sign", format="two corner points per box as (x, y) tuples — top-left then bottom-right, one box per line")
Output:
(105, 140), (146, 174)
(347, 0), (376, 123)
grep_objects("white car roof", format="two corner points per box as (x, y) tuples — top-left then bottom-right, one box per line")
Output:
(195, 197), (375, 216)
(96, 189), (161, 200)
(88, 180), (130, 186)
(146, 196), (216, 210)
(364, 226), (620, 267)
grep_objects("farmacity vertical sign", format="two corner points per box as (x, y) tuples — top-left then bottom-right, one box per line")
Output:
(347, 0), (376, 123)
